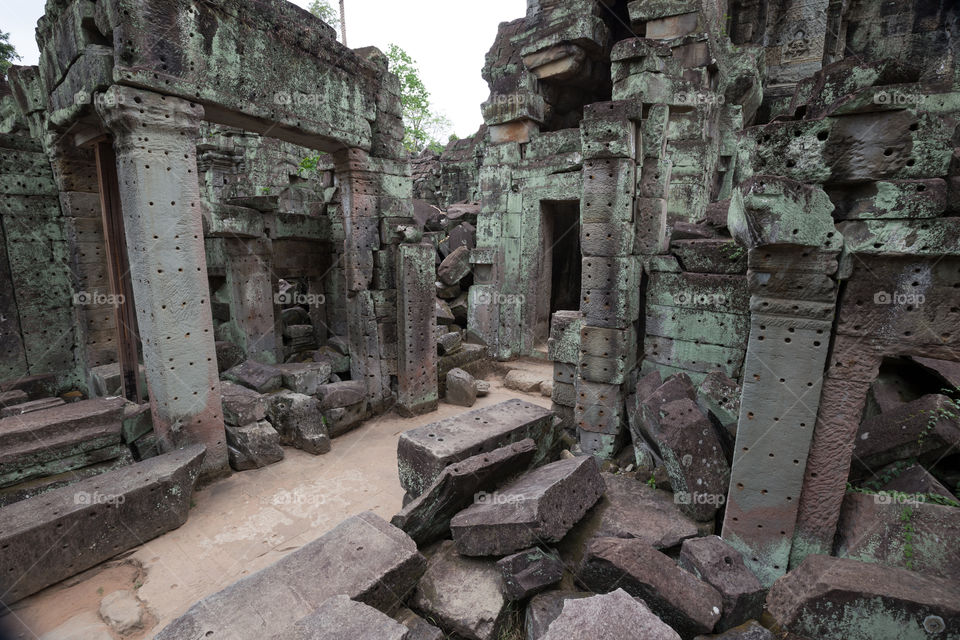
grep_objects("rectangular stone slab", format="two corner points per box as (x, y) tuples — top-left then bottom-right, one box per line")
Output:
(0, 445), (205, 607)
(397, 399), (556, 497)
(451, 455), (604, 556)
(270, 595), (409, 640)
(0, 397), (125, 481)
(155, 512), (426, 640)
(391, 439), (537, 546)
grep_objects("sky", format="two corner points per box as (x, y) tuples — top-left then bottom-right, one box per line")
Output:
(4, 0), (527, 139)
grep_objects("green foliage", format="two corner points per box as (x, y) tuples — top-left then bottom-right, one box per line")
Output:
(307, 0), (340, 35)
(386, 44), (451, 154)
(0, 31), (21, 79)
(646, 474), (657, 489)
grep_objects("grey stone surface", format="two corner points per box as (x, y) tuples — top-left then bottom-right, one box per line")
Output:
(437, 245), (472, 285)
(505, 369), (546, 392)
(223, 360), (284, 393)
(0, 397), (66, 417)
(578, 537), (723, 637)
(0, 445), (205, 607)
(391, 439), (536, 546)
(526, 591), (592, 640)
(316, 380), (367, 410)
(540, 589), (681, 640)
(767, 555), (960, 640)
(445, 367), (477, 407)
(397, 398), (556, 497)
(156, 512), (425, 639)
(693, 620), (774, 640)
(98, 590), (144, 635)
(497, 547), (564, 600)
(679, 536), (765, 631)
(438, 331), (463, 356)
(269, 595), (409, 640)
(225, 420), (284, 471)
(216, 340), (246, 373)
(220, 381), (267, 426)
(394, 608), (444, 640)
(411, 540), (512, 640)
(264, 390), (330, 455)
(276, 361), (331, 395)
(451, 455), (604, 556)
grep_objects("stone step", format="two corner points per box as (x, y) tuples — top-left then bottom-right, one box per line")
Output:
(0, 445), (205, 608)
(397, 398), (557, 497)
(0, 397), (126, 488)
(155, 512), (425, 639)
(0, 396), (65, 418)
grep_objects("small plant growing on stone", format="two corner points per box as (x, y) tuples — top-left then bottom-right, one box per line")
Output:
(260, 187), (271, 195)
(646, 474), (657, 489)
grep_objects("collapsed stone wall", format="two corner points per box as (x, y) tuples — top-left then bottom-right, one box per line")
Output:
(414, 0), (960, 584)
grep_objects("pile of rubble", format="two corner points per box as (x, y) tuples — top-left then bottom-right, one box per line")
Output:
(149, 399), (959, 640)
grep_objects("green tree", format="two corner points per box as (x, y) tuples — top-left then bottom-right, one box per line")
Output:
(0, 31), (21, 79)
(386, 44), (451, 154)
(308, 0), (341, 39)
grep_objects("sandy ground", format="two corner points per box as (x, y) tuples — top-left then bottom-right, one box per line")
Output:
(2, 361), (554, 639)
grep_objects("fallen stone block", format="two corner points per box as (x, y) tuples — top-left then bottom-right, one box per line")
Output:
(853, 394), (960, 469)
(121, 402), (153, 444)
(451, 455), (604, 556)
(156, 512), (425, 639)
(394, 608), (444, 640)
(692, 620), (773, 640)
(411, 540), (513, 640)
(0, 396), (65, 417)
(679, 536), (765, 631)
(276, 361), (331, 395)
(265, 390), (330, 455)
(223, 360), (283, 393)
(391, 439), (536, 546)
(436, 298), (456, 322)
(445, 367), (477, 407)
(0, 389), (28, 408)
(561, 472), (699, 560)
(437, 245), (472, 285)
(835, 491), (960, 580)
(475, 380), (491, 397)
(0, 445), (205, 607)
(220, 381), (267, 426)
(697, 372), (741, 438)
(316, 380), (366, 410)
(270, 595), (409, 640)
(225, 421), (284, 471)
(312, 345), (350, 373)
(578, 537), (722, 637)
(541, 589), (681, 640)
(398, 398), (556, 496)
(526, 592), (592, 640)
(323, 401), (369, 437)
(654, 398), (730, 522)
(880, 463), (957, 500)
(504, 369), (545, 392)
(437, 331), (463, 356)
(497, 547), (564, 600)
(767, 554), (960, 640)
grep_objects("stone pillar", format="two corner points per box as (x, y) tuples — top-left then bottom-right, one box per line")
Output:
(721, 176), (843, 586)
(396, 243), (438, 415)
(97, 86), (228, 480)
(576, 101), (642, 458)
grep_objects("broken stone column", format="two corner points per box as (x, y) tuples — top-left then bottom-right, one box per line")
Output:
(97, 86), (228, 479)
(396, 243), (439, 415)
(223, 238), (280, 363)
(722, 176), (843, 586)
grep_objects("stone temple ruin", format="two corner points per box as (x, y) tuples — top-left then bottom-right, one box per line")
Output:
(0, 0), (959, 638)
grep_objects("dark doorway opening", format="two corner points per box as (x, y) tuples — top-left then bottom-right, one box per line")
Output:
(536, 200), (582, 348)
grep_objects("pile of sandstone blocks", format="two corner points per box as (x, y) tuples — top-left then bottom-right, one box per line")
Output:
(147, 399), (958, 640)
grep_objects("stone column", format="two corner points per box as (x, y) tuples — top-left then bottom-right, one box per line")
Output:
(721, 176), (843, 587)
(97, 86), (228, 480)
(396, 243), (438, 415)
(224, 237), (279, 364)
